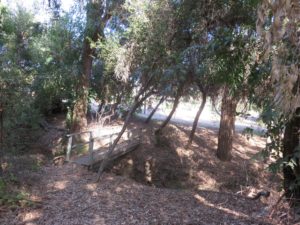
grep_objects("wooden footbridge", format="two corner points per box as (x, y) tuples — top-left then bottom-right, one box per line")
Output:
(65, 128), (142, 168)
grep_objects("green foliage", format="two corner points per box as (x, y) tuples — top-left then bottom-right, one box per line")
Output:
(32, 13), (83, 115)
(242, 127), (254, 140)
(0, 177), (33, 208)
(258, 104), (287, 175)
(0, 8), (43, 151)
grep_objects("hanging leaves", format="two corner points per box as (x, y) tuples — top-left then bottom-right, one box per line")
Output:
(257, 0), (300, 116)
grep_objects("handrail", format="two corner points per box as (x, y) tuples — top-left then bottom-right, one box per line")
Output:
(92, 129), (133, 141)
(71, 141), (91, 150)
(66, 131), (92, 138)
(92, 131), (120, 141)
(65, 127), (143, 164)
(66, 131), (93, 161)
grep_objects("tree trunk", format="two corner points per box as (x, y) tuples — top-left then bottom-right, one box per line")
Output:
(155, 84), (185, 135)
(0, 102), (3, 147)
(186, 84), (207, 148)
(0, 102), (3, 177)
(283, 110), (300, 206)
(97, 90), (154, 180)
(112, 94), (122, 114)
(216, 87), (237, 161)
(145, 96), (165, 124)
(97, 74), (155, 180)
(98, 99), (105, 114)
(71, 1), (110, 132)
(71, 42), (91, 131)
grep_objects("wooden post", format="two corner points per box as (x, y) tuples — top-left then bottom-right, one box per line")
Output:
(139, 128), (143, 143)
(88, 132), (94, 168)
(109, 133), (113, 152)
(97, 133), (113, 176)
(66, 136), (73, 161)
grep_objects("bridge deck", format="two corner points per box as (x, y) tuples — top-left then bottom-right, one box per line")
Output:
(71, 139), (140, 166)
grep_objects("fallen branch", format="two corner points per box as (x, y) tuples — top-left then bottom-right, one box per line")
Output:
(269, 192), (285, 218)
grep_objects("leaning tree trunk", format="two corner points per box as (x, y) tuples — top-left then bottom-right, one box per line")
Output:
(97, 91), (153, 180)
(283, 110), (300, 206)
(155, 84), (185, 135)
(97, 75), (155, 180)
(216, 87), (237, 161)
(186, 84), (207, 148)
(145, 96), (165, 124)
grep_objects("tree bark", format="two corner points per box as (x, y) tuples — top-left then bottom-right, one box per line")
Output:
(71, 1), (110, 132)
(0, 102), (3, 177)
(0, 102), (3, 147)
(216, 87), (237, 161)
(155, 83), (185, 135)
(112, 94), (122, 114)
(145, 96), (165, 124)
(186, 84), (207, 148)
(98, 99), (105, 114)
(283, 110), (300, 206)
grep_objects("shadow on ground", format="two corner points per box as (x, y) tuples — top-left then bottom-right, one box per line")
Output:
(107, 119), (274, 193)
(2, 163), (273, 225)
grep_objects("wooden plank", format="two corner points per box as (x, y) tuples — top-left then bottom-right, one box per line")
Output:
(108, 141), (140, 161)
(72, 139), (140, 166)
(72, 146), (108, 166)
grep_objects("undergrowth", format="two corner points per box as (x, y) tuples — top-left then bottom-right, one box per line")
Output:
(0, 177), (35, 209)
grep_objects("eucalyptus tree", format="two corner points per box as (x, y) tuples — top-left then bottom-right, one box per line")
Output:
(93, 25), (134, 110)
(146, 0), (210, 136)
(257, 0), (300, 204)
(70, 0), (125, 132)
(203, 0), (260, 161)
(96, 0), (170, 178)
(145, 96), (165, 124)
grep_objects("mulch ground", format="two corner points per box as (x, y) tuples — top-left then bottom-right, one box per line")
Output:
(0, 118), (285, 224)
(2, 163), (273, 225)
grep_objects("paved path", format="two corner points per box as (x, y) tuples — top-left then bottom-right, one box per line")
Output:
(138, 102), (265, 134)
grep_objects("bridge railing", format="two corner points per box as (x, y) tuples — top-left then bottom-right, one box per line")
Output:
(65, 128), (143, 163)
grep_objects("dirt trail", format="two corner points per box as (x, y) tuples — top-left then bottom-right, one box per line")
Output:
(2, 163), (273, 225)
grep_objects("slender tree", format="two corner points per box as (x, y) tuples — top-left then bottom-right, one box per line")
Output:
(154, 82), (186, 135)
(186, 83), (207, 148)
(97, 75), (155, 180)
(145, 96), (165, 124)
